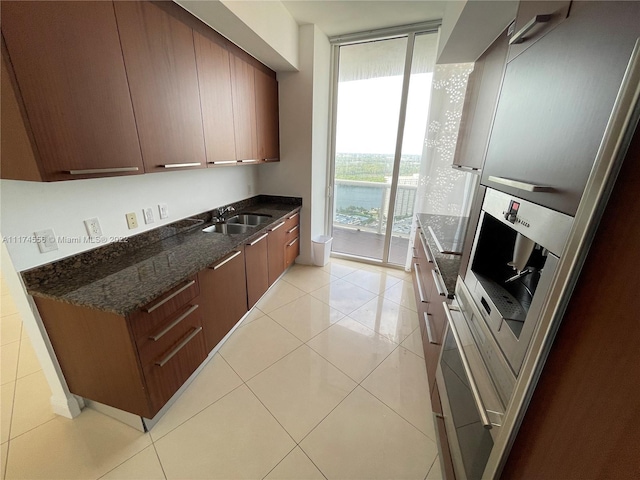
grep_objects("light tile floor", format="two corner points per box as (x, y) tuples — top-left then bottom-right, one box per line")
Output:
(0, 259), (442, 479)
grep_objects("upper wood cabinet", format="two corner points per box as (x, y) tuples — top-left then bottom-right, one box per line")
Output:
(113, 1), (206, 173)
(1, 1), (144, 181)
(231, 57), (259, 162)
(193, 32), (238, 166)
(255, 69), (280, 162)
(453, 27), (509, 172)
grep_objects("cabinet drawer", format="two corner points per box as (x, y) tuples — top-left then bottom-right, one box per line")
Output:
(129, 276), (199, 340)
(284, 235), (300, 269)
(136, 301), (202, 367)
(143, 325), (207, 415)
(433, 409), (456, 480)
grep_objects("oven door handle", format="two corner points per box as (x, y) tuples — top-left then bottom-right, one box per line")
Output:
(443, 301), (492, 429)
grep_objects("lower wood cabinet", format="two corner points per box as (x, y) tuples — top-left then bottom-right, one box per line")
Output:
(267, 210), (300, 285)
(198, 248), (248, 352)
(245, 232), (270, 309)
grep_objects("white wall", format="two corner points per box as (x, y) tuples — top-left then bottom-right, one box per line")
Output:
(1, 167), (258, 272)
(258, 24), (331, 265)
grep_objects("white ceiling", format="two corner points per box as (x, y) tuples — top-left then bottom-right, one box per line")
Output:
(281, 0), (447, 38)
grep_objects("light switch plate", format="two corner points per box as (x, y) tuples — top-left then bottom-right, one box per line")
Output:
(84, 218), (102, 238)
(34, 229), (58, 253)
(142, 208), (154, 225)
(158, 203), (169, 219)
(126, 212), (138, 229)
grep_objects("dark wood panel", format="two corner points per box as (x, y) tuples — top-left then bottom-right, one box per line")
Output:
(142, 326), (207, 415)
(193, 31), (237, 164)
(198, 248), (248, 353)
(284, 235), (300, 270)
(0, 49), (42, 181)
(245, 234), (269, 309)
(113, 1), (205, 172)
(129, 276), (200, 340)
(453, 27), (509, 171)
(1, 1), (143, 181)
(231, 56), (258, 161)
(482, 1), (640, 215)
(434, 403), (456, 480)
(502, 121), (640, 478)
(34, 297), (152, 418)
(255, 68), (280, 161)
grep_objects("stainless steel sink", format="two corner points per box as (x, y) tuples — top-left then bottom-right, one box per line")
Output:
(226, 214), (272, 226)
(202, 223), (253, 234)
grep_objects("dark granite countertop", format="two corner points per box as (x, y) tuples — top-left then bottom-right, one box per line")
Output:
(416, 213), (469, 298)
(23, 196), (301, 316)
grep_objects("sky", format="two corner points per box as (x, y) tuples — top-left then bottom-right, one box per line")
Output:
(335, 73), (433, 156)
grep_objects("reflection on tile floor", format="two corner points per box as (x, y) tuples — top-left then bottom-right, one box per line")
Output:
(0, 259), (442, 479)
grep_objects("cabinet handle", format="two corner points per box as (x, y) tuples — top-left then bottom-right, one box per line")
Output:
(210, 250), (242, 270)
(424, 312), (439, 345)
(67, 167), (139, 175)
(160, 163), (201, 169)
(488, 175), (555, 192)
(413, 263), (428, 304)
(264, 158), (279, 162)
(239, 159), (258, 163)
(208, 160), (236, 165)
(150, 304), (199, 341)
(452, 165), (480, 173)
(155, 327), (203, 367)
(287, 212), (299, 221)
(412, 247), (419, 259)
(286, 225), (299, 234)
(443, 302), (492, 429)
(269, 221), (285, 232)
(286, 237), (299, 248)
(247, 233), (268, 246)
(432, 270), (447, 297)
(144, 280), (196, 313)
(509, 14), (552, 45)
(420, 231), (434, 263)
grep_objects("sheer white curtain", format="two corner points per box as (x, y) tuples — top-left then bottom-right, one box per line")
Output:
(405, 62), (475, 269)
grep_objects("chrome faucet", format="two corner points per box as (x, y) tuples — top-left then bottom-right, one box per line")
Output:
(216, 206), (235, 222)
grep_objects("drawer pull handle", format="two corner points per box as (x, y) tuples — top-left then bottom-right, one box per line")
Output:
(412, 247), (419, 259)
(286, 237), (299, 248)
(144, 280), (196, 313)
(247, 233), (268, 246)
(269, 221), (285, 232)
(286, 225), (299, 234)
(424, 312), (439, 345)
(419, 231), (434, 263)
(488, 176), (554, 192)
(68, 167), (139, 175)
(287, 212), (299, 221)
(155, 326), (203, 367)
(210, 250), (242, 270)
(208, 160), (236, 165)
(432, 270), (447, 297)
(150, 304), (199, 341)
(264, 157), (279, 162)
(239, 159), (258, 163)
(160, 163), (201, 169)
(443, 302), (491, 429)
(509, 14), (552, 45)
(413, 263), (428, 304)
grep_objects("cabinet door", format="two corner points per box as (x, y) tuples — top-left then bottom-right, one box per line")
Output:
(231, 56), (259, 162)
(267, 220), (286, 285)
(245, 234), (269, 308)
(193, 32), (237, 165)
(482, 1), (640, 216)
(1, 1), (143, 181)
(453, 28), (509, 171)
(255, 69), (280, 161)
(198, 249), (248, 353)
(114, 1), (205, 172)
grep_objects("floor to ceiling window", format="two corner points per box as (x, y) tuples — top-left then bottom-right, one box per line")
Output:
(329, 28), (438, 266)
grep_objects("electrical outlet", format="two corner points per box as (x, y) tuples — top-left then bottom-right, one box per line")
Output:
(126, 212), (138, 229)
(143, 207), (154, 225)
(158, 203), (169, 219)
(84, 218), (103, 238)
(34, 229), (58, 253)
